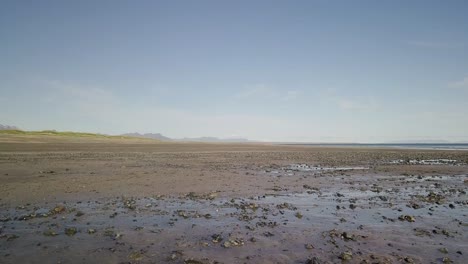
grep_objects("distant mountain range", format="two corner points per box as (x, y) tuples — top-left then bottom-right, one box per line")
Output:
(121, 133), (251, 142)
(0, 124), (19, 130)
(178, 137), (251, 142)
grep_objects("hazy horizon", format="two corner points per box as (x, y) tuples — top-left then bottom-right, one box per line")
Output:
(1, 1), (468, 143)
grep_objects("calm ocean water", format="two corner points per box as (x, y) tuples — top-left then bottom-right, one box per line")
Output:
(281, 143), (468, 150)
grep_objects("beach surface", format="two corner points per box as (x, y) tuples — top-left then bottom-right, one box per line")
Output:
(1, 138), (467, 263)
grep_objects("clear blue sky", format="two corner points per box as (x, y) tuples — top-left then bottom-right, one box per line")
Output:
(1, 0), (468, 142)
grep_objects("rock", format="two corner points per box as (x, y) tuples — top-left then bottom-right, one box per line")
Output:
(168, 251), (183, 261)
(104, 229), (115, 237)
(51, 205), (66, 214)
(276, 203), (297, 210)
(109, 212), (118, 218)
(305, 244), (314, 249)
(123, 197), (137, 210)
(341, 232), (356, 241)
(222, 241), (231, 248)
(65, 227), (77, 236)
(211, 234), (223, 243)
(378, 196), (388, 201)
(339, 251), (353, 261)
(43, 229), (58, 237)
(442, 257), (453, 263)
(6, 234), (19, 241)
(129, 251), (143, 261)
(439, 248), (448, 254)
(204, 214), (212, 219)
(222, 238), (244, 248)
(398, 215), (415, 222)
(423, 192), (445, 204)
(306, 257), (324, 264)
(295, 212), (303, 219)
(75, 211), (84, 217)
(184, 259), (206, 264)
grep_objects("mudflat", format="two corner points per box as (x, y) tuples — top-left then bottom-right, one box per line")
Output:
(1, 140), (467, 263)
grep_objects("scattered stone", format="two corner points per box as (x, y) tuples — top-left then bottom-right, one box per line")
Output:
(409, 202), (422, 209)
(211, 234), (223, 243)
(168, 251), (183, 261)
(123, 197), (137, 210)
(222, 241), (231, 248)
(272, 186), (285, 192)
(378, 196), (388, 201)
(129, 251), (143, 261)
(339, 251), (353, 261)
(75, 211), (84, 217)
(184, 259), (206, 264)
(186, 192), (218, 200)
(109, 212), (118, 218)
(413, 228), (432, 237)
(341, 232), (356, 241)
(65, 227), (77, 236)
(6, 234), (19, 241)
(51, 205), (66, 214)
(442, 257), (453, 263)
(306, 257), (324, 264)
(222, 238), (244, 248)
(276, 202), (297, 210)
(43, 229), (58, 237)
(398, 215), (415, 222)
(104, 229), (115, 237)
(421, 192), (445, 204)
(204, 214), (212, 219)
(439, 248), (448, 254)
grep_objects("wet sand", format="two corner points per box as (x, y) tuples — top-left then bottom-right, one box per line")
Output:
(0, 141), (467, 263)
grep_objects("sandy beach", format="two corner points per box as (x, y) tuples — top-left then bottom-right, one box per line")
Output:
(0, 139), (467, 263)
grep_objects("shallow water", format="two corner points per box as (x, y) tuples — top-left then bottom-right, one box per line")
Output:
(1, 173), (467, 264)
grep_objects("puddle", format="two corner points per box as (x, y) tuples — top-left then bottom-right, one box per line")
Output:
(284, 164), (369, 172)
(388, 159), (461, 165)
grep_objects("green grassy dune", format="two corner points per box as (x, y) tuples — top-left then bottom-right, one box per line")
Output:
(0, 129), (157, 142)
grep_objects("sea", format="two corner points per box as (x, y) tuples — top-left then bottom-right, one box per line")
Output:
(281, 143), (468, 151)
